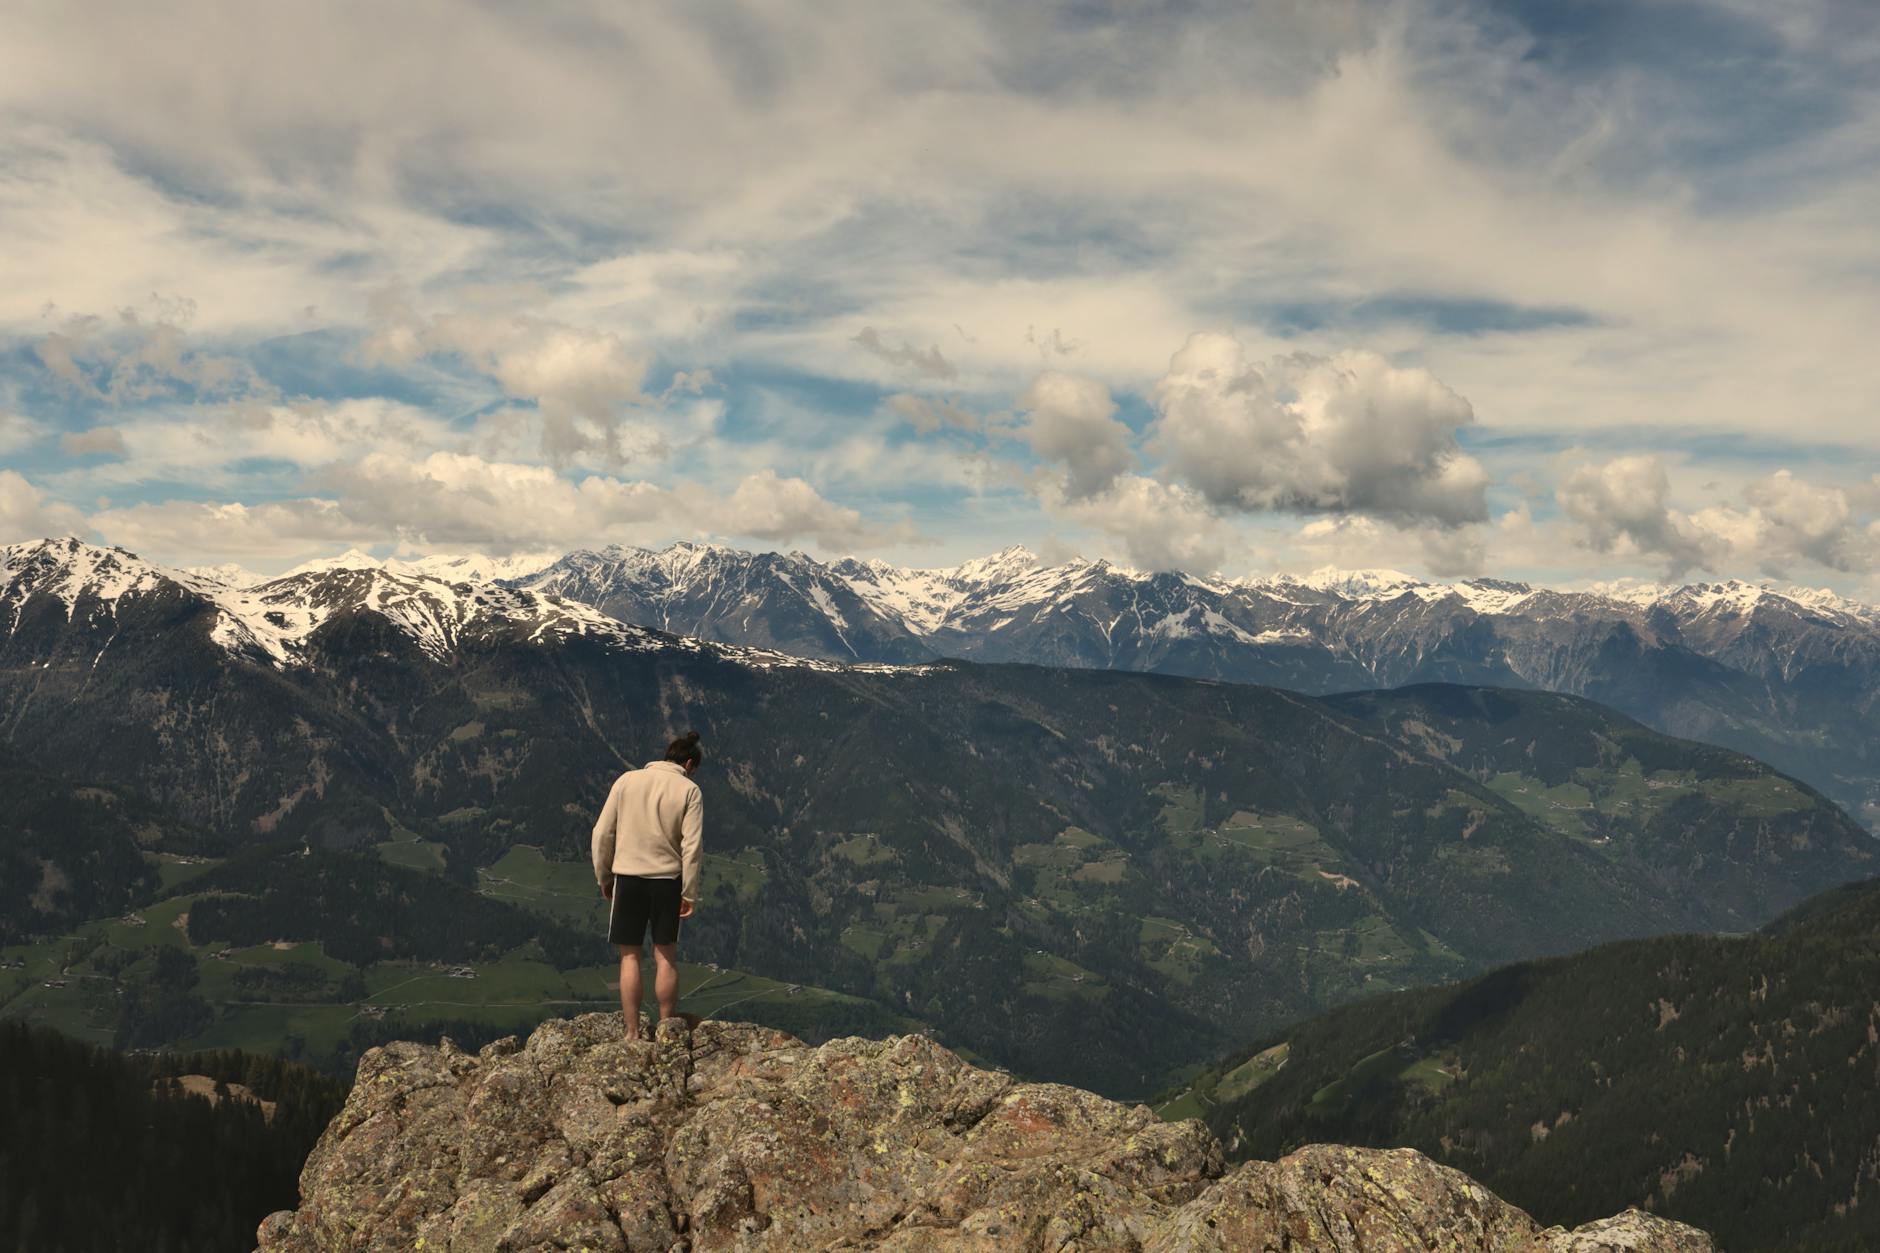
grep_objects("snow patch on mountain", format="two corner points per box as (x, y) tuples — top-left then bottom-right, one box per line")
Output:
(183, 562), (265, 588)
(386, 551), (561, 585)
(831, 545), (1041, 635)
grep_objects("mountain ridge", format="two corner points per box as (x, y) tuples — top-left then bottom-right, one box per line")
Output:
(126, 533), (1869, 827)
(3, 536), (1870, 1094)
(505, 540), (1880, 826)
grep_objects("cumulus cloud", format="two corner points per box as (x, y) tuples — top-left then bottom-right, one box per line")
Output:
(1018, 371), (1134, 500)
(1151, 334), (1488, 528)
(1558, 456), (1876, 577)
(1556, 455), (1709, 572)
(717, 469), (872, 545)
(1291, 514), (1487, 579)
(0, 470), (89, 543)
(1052, 475), (1235, 573)
(1731, 471), (1873, 573)
(363, 297), (653, 466)
(851, 328), (958, 381)
(90, 453), (892, 561)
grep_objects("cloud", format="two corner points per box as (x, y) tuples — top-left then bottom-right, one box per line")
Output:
(1017, 370), (1134, 500)
(1151, 334), (1489, 528)
(0, 411), (44, 455)
(850, 327), (958, 381)
(1556, 455), (1710, 572)
(40, 397), (460, 496)
(363, 296), (653, 466)
(1052, 475), (1234, 574)
(1026, 326), (1082, 359)
(59, 426), (127, 458)
(885, 392), (980, 434)
(0, 470), (89, 543)
(88, 497), (371, 560)
(35, 300), (268, 403)
(661, 369), (717, 400)
(90, 453), (895, 561)
(1558, 456), (1876, 577)
(1292, 514), (1487, 579)
(2, 3), (1879, 593)
(716, 468), (873, 546)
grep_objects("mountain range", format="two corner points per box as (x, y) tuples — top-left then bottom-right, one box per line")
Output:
(176, 539), (1880, 830)
(2, 536), (1872, 1094)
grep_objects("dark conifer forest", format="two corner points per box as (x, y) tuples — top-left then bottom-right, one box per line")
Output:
(0, 1022), (344, 1252)
(1197, 875), (1880, 1251)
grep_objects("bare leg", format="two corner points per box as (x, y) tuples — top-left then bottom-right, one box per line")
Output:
(652, 943), (680, 1021)
(618, 944), (644, 1039)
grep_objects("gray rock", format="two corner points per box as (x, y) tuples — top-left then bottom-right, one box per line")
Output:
(256, 1015), (1714, 1252)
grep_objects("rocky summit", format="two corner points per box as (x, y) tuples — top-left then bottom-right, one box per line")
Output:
(256, 1015), (1712, 1252)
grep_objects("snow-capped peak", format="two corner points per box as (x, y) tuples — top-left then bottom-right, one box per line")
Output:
(1658, 580), (1778, 615)
(1448, 578), (1538, 615)
(1259, 567), (1422, 600)
(280, 548), (384, 578)
(383, 551), (561, 585)
(1, 537), (191, 616)
(946, 545), (1040, 586)
(183, 562), (265, 588)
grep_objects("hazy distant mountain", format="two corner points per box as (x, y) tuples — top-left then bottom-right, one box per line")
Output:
(2, 536), (1871, 1092)
(491, 542), (1880, 828)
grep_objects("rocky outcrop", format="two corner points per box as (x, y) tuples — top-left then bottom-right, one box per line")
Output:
(257, 1015), (1712, 1252)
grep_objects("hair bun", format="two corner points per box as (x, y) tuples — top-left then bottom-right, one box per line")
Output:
(664, 729), (704, 765)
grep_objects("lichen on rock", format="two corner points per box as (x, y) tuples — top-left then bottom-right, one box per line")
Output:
(255, 1014), (1714, 1252)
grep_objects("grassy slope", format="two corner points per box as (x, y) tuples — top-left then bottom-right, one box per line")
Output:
(0, 840), (926, 1076)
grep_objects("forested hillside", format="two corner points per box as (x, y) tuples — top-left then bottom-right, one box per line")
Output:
(0, 1021), (344, 1252)
(1195, 876), (1880, 1252)
(0, 748), (220, 942)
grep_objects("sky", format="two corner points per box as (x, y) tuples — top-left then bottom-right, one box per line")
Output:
(1, 0), (1878, 593)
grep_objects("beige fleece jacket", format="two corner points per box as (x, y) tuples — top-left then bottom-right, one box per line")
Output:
(590, 760), (705, 901)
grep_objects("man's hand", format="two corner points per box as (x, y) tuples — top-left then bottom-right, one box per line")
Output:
(678, 897), (695, 919)
(600, 879), (613, 901)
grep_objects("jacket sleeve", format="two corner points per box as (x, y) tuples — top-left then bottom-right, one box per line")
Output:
(679, 785), (704, 902)
(591, 776), (622, 889)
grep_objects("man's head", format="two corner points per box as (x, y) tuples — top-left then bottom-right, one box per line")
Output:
(665, 729), (703, 775)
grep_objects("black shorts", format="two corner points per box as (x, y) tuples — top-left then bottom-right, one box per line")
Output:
(608, 874), (683, 947)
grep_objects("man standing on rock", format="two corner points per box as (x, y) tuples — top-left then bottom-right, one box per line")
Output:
(591, 730), (705, 1040)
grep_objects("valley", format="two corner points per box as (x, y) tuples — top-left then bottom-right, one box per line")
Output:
(0, 838), (919, 1074)
(2, 539), (1871, 1097)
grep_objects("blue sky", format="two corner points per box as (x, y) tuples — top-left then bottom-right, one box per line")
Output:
(0, 0), (1876, 593)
